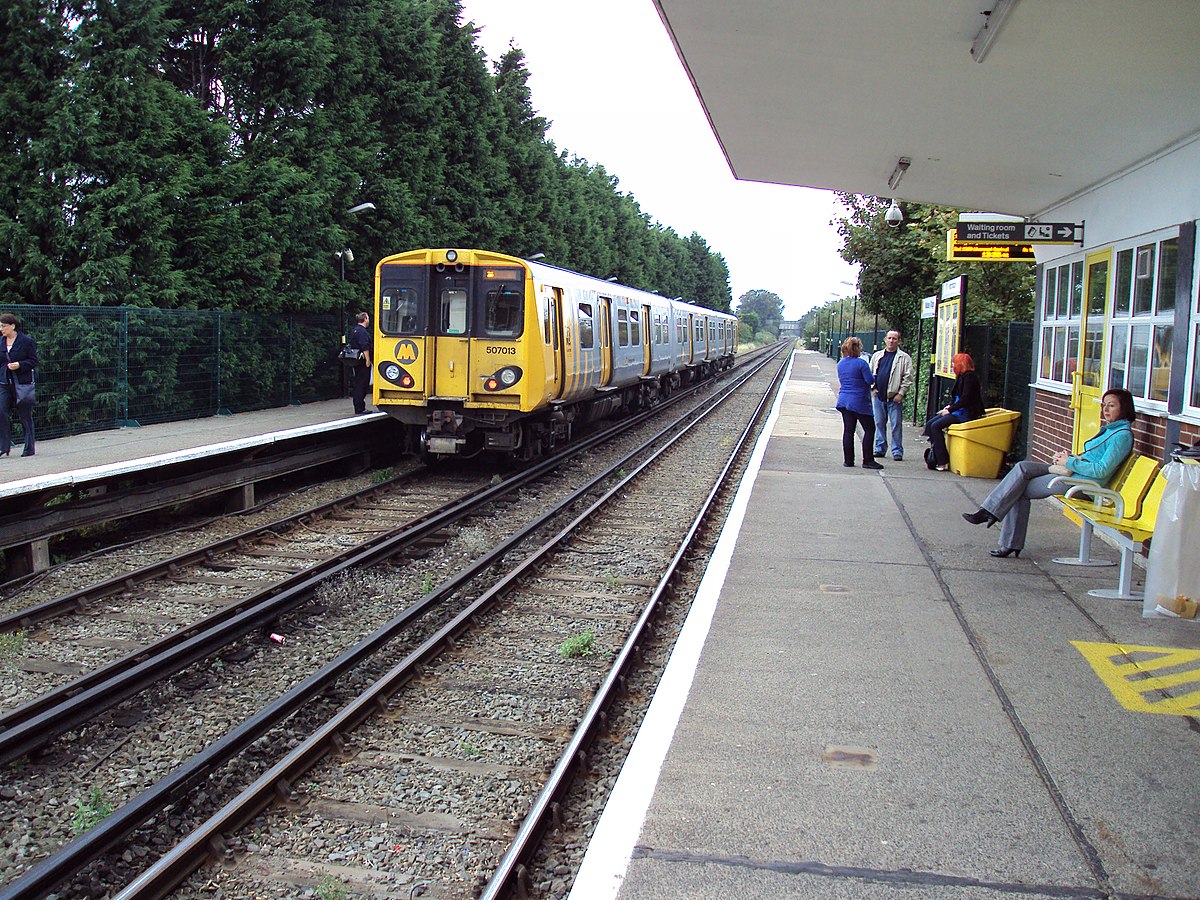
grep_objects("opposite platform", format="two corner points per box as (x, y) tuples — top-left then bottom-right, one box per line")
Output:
(0, 400), (381, 497)
(573, 348), (1200, 899)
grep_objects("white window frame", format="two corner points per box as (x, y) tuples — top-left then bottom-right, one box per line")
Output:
(1106, 227), (1179, 412)
(1185, 234), (1200, 421)
(1035, 257), (1083, 391)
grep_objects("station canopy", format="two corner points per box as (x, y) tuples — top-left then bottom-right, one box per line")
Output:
(651, 0), (1200, 216)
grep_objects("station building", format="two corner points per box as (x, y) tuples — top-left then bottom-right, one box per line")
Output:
(653, 0), (1200, 460)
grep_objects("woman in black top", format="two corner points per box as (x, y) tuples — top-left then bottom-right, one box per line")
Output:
(0, 312), (38, 457)
(923, 352), (984, 470)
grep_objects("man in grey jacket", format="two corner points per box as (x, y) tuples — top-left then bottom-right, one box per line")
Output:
(869, 330), (914, 460)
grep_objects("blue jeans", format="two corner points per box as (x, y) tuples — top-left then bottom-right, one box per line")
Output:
(872, 396), (904, 458)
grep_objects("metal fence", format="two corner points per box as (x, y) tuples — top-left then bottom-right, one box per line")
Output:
(3, 306), (349, 442)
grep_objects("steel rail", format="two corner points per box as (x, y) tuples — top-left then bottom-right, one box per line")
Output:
(0, 350), (785, 900)
(0, 470), (426, 634)
(480, 346), (792, 898)
(0, 363), (748, 763)
(0, 347), (772, 633)
(97, 347), (789, 900)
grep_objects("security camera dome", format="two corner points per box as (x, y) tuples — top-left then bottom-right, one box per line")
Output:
(885, 202), (903, 227)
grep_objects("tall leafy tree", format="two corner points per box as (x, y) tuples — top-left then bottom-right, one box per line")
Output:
(0, 0), (72, 304)
(737, 288), (784, 332)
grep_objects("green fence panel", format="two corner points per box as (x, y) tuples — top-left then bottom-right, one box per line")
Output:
(2, 305), (347, 440)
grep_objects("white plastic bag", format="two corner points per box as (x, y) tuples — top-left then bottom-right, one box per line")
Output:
(1144, 461), (1200, 618)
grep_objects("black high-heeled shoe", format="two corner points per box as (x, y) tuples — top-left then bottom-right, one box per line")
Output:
(962, 508), (998, 527)
(989, 547), (1021, 558)
(0, 450), (9, 458)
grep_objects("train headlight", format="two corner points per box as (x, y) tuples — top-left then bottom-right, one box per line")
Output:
(482, 366), (523, 391)
(381, 363), (417, 389)
(445, 250), (458, 262)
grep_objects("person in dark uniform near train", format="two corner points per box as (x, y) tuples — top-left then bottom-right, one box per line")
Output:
(349, 311), (372, 415)
(0, 312), (38, 457)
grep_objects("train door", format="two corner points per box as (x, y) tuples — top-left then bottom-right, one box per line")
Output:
(431, 271), (471, 398)
(685, 313), (694, 364)
(599, 296), (613, 386)
(1071, 250), (1112, 452)
(547, 289), (564, 400)
(641, 304), (652, 375)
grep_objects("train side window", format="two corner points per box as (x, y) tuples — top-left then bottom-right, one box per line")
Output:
(440, 290), (468, 335)
(630, 310), (641, 345)
(578, 302), (594, 349)
(617, 308), (629, 346)
(484, 285), (523, 337)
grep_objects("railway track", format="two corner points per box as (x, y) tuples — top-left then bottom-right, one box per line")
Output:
(0, 344), (790, 899)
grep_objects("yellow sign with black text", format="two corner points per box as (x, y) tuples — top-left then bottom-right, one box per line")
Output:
(946, 231), (1035, 262)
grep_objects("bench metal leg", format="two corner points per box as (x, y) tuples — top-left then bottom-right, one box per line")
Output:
(1052, 520), (1116, 568)
(1087, 546), (1141, 601)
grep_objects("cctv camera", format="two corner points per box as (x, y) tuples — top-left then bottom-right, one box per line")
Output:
(885, 201), (903, 228)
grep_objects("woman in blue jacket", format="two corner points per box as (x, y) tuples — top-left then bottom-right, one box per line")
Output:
(962, 388), (1136, 557)
(836, 336), (884, 470)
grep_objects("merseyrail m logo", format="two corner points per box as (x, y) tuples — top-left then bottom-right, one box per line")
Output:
(1073, 641), (1200, 715)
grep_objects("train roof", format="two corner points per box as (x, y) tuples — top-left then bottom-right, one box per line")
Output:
(378, 248), (733, 321)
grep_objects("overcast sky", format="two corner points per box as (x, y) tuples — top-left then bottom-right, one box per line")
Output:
(459, 0), (860, 320)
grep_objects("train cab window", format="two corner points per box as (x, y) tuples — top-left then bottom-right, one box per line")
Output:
(478, 267), (524, 338)
(380, 287), (421, 336)
(378, 265), (426, 336)
(578, 302), (595, 349)
(440, 289), (468, 335)
(483, 285), (523, 337)
(630, 310), (641, 345)
(617, 308), (629, 346)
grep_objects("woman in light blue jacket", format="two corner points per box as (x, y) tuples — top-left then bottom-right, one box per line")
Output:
(962, 388), (1136, 558)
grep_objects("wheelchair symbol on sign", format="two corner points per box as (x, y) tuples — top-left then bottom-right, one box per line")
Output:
(395, 340), (419, 364)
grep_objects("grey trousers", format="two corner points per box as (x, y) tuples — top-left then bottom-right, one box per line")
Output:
(981, 460), (1069, 551)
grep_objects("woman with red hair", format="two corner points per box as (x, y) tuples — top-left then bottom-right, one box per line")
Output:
(922, 352), (984, 470)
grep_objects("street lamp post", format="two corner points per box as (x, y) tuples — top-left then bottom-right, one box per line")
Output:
(839, 279), (857, 337)
(335, 248), (353, 282)
(337, 201), (375, 283)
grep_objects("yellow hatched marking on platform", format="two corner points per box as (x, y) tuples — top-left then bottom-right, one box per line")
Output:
(1072, 641), (1200, 715)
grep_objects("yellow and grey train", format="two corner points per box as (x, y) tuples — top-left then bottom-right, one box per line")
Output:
(370, 248), (738, 459)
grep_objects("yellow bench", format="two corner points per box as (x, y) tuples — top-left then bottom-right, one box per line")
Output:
(1050, 454), (1167, 601)
(946, 408), (1021, 478)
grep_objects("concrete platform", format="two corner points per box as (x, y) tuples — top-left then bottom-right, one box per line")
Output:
(573, 349), (1200, 899)
(0, 399), (382, 496)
